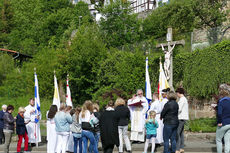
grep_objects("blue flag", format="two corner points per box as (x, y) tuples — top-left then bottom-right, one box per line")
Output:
(34, 72), (40, 123)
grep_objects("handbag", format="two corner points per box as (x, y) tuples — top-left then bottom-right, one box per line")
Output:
(81, 122), (93, 131)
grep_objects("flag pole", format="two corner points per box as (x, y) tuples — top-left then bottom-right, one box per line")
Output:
(34, 68), (38, 148)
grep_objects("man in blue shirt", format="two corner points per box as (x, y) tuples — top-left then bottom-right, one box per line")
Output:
(0, 104), (7, 144)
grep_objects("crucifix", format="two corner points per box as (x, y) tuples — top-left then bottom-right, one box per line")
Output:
(156, 28), (185, 89)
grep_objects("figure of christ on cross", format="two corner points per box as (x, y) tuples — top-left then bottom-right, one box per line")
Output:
(161, 43), (176, 80)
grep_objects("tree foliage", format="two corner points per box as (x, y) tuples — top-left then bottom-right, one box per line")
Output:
(99, 0), (142, 48)
(0, 0), (13, 47)
(183, 40), (230, 98)
(65, 24), (108, 104)
(143, 0), (195, 39)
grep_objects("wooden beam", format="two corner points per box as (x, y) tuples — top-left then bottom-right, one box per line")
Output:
(156, 39), (185, 48)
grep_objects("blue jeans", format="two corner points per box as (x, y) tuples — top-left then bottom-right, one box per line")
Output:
(89, 132), (100, 153)
(216, 124), (230, 153)
(163, 124), (178, 153)
(82, 130), (98, 153)
(73, 136), (82, 153)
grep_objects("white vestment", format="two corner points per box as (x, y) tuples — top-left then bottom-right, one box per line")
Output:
(128, 96), (148, 142)
(161, 98), (168, 110)
(24, 105), (41, 143)
(66, 132), (74, 152)
(148, 100), (164, 144)
(46, 112), (57, 153)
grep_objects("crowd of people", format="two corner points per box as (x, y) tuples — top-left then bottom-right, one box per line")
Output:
(0, 84), (229, 153)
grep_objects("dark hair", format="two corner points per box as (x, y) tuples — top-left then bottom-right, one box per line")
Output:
(29, 98), (34, 101)
(48, 105), (58, 119)
(162, 88), (170, 93)
(108, 101), (114, 107)
(7, 105), (14, 111)
(70, 109), (76, 116)
(167, 91), (177, 101)
(176, 87), (185, 95)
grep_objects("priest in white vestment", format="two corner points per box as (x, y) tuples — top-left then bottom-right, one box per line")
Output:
(128, 89), (148, 142)
(24, 98), (41, 145)
(148, 92), (164, 144)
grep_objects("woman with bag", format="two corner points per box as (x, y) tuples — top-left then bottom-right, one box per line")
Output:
(79, 100), (98, 153)
(71, 106), (83, 153)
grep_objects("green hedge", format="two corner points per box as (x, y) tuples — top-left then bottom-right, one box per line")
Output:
(185, 118), (217, 132)
(183, 40), (230, 98)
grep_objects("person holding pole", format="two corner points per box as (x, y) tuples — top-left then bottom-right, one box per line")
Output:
(24, 98), (41, 147)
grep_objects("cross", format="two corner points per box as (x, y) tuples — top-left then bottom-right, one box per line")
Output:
(156, 28), (185, 89)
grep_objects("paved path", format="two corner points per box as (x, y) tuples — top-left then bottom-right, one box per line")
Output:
(0, 132), (217, 153)
(0, 139), (217, 153)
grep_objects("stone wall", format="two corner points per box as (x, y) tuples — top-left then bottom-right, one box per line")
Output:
(188, 96), (216, 120)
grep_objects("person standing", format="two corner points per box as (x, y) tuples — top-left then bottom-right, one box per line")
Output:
(16, 107), (29, 153)
(115, 98), (132, 153)
(0, 104), (7, 145)
(79, 100), (98, 153)
(148, 93), (164, 145)
(46, 105), (58, 153)
(176, 88), (189, 153)
(99, 101), (119, 153)
(143, 111), (158, 153)
(161, 88), (170, 110)
(24, 98), (41, 146)
(160, 91), (179, 153)
(128, 89), (148, 143)
(216, 83), (230, 153)
(3, 105), (15, 153)
(70, 107), (82, 153)
(90, 103), (101, 151)
(54, 103), (73, 153)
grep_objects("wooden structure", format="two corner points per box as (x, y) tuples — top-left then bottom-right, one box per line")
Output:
(0, 48), (32, 65)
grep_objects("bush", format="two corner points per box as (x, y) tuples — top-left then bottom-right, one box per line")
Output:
(186, 118), (217, 132)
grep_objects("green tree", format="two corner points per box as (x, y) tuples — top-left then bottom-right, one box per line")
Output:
(143, 0), (195, 39)
(0, 54), (14, 86)
(191, 0), (228, 44)
(65, 24), (108, 104)
(99, 0), (142, 48)
(0, 0), (13, 47)
(8, 0), (91, 55)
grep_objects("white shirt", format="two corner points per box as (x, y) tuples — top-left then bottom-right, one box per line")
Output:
(79, 110), (91, 124)
(178, 96), (189, 120)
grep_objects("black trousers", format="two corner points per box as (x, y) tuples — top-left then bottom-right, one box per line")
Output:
(104, 144), (114, 153)
(0, 128), (4, 144)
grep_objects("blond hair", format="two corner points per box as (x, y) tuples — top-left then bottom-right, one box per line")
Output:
(18, 107), (26, 113)
(167, 91), (177, 100)
(93, 103), (100, 112)
(148, 111), (156, 119)
(115, 97), (126, 107)
(81, 100), (93, 118)
(147, 110), (156, 123)
(59, 103), (66, 111)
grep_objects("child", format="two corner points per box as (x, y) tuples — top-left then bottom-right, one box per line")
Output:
(70, 106), (82, 153)
(16, 107), (29, 153)
(143, 111), (159, 153)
